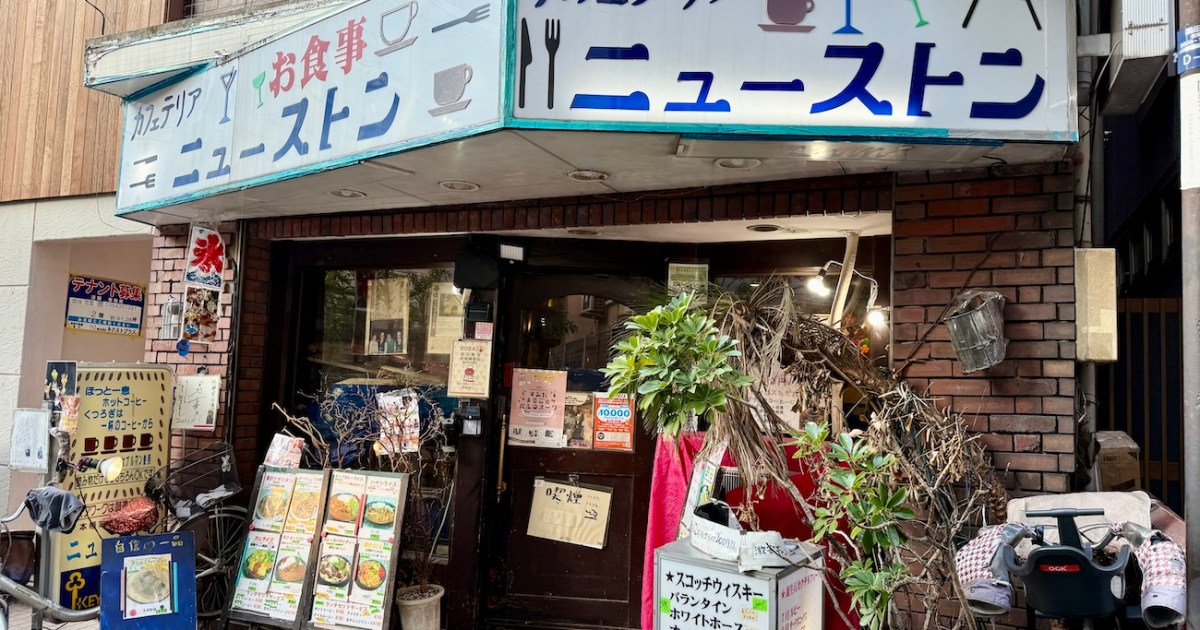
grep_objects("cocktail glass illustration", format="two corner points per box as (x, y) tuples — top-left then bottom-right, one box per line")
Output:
(833, 0), (861, 34)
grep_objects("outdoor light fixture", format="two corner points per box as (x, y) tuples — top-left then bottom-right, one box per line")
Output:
(714, 158), (762, 170)
(499, 243), (525, 261)
(746, 224), (782, 233)
(439, 180), (480, 191)
(866, 307), (888, 329)
(159, 297), (183, 339)
(806, 267), (832, 297)
(567, 169), (610, 182)
(329, 188), (367, 199)
(69, 456), (123, 482)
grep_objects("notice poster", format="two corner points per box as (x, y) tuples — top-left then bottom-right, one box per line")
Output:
(43, 360), (77, 412)
(283, 471), (324, 535)
(426, 282), (464, 355)
(359, 474), (407, 542)
(527, 478), (614, 549)
(231, 531), (281, 616)
(563, 392), (594, 449)
(364, 276), (410, 356)
(667, 262), (709, 305)
(592, 394), (634, 451)
(755, 368), (804, 431)
(447, 339), (492, 399)
(180, 285), (219, 344)
(324, 471), (367, 537)
(677, 444), (726, 539)
(311, 535), (358, 625)
(509, 369), (568, 448)
(265, 532), (313, 620)
(172, 374), (220, 431)
(9, 408), (50, 472)
(252, 471), (297, 533)
(376, 390), (420, 455)
(344, 540), (391, 629)
(65, 275), (146, 337)
(122, 553), (174, 619)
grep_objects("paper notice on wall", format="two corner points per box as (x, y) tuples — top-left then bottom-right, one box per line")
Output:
(563, 392), (594, 449)
(172, 374), (220, 431)
(508, 369), (567, 448)
(447, 339), (492, 399)
(592, 394), (634, 451)
(1183, 74), (1200, 189)
(426, 282), (464, 355)
(527, 478), (613, 549)
(376, 390), (420, 454)
(9, 409), (50, 472)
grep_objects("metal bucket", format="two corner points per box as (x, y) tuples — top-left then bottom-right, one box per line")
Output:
(945, 290), (1008, 373)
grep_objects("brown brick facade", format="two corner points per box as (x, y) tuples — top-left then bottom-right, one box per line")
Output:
(891, 161), (1078, 497)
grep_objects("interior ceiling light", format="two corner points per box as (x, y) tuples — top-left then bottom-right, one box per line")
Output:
(715, 158), (762, 170)
(439, 180), (480, 191)
(330, 188), (367, 199)
(567, 169), (610, 182)
(746, 224), (781, 233)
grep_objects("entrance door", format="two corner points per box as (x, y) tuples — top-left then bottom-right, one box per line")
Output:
(484, 273), (656, 629)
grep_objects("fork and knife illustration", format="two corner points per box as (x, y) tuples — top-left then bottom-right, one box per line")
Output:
(519, 18), (560, 109)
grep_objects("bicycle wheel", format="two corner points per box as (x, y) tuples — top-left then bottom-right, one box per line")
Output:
(175, 505), (248, 619)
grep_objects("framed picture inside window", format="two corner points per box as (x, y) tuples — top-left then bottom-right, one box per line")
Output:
(365, 277), (411, 356)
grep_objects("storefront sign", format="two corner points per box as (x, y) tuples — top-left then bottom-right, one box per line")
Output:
(116, 0), (503, 214)
(100, 532), (197, 629)
(65, 275), (144, 336)
(52, 366), (173, 611)
(509, 368), (567, 447)
(592, 394), (633, 451)
(514, 0), (1074, 141)
(172, 374), (220, 431)
(447, 339), (492, 398)
(527, 477), (613, 549)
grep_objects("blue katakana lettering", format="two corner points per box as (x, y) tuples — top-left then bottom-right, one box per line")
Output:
(357, 72), (399, 141)
(273, 98), (310, 161)
(810, 43), (891, 116)
(907, 42), (963, 117)
(970, 48), (1044, 119)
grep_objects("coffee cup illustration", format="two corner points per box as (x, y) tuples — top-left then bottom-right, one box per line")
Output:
(428, 64), (474, 116)
(377, 1), (419, 56)
(762, 0), (816, 32)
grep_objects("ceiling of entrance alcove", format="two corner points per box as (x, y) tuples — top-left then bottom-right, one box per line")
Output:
(136, 129), (1070, 226)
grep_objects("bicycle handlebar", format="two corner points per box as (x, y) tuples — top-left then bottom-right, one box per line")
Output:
(1025, 508), (1106, 518)
(0, 574), (98, 623)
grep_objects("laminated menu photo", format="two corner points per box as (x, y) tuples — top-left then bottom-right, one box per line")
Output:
(232, 531), (281, 616)
(283, 471), (324, 535)
(344, 539), (392, 629)
(323, 471), (367, 537)
(311, 535), (358, 626)
(253, 470), (297, 533)
(266, 532), (313, 620)
(359, 474), (406, 542)
(123, 553), (173, 619)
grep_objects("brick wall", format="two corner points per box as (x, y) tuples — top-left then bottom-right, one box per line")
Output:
(892, 161), (1078, 496)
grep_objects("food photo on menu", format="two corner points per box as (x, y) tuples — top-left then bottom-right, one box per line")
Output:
(359, 473), (405, 541)
(283, 472), (323, 534)
(123, 554), (174, 619)
(253, 471), (297, 532)
(232, 530), (282, 614)
(324, 472), (367, 537)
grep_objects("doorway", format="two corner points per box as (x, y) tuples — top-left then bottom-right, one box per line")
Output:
(483, 273), (656, 629)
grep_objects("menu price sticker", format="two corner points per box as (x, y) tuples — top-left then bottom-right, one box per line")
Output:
(593, 394), (634, 451)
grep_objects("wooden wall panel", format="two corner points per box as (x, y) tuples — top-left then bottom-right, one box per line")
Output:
(0, 0), (168, 202)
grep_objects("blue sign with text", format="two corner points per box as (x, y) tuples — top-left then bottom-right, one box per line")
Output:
(100, 532), (197, 630)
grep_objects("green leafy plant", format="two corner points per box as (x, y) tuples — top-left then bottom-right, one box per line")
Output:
(794, 421), (914, 630)
(602, 292), (753, 437)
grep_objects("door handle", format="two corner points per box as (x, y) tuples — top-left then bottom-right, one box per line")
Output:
(496, 413), (508, 503)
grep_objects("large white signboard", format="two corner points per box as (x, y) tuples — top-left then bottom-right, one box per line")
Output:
(513, 0), (1074, 140)
(118, 0), (504, 214)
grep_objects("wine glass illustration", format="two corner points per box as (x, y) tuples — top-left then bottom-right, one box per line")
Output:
(833, 0), (861, 34)
(251, 71), (266, 108)
(910, 0), (928, 26)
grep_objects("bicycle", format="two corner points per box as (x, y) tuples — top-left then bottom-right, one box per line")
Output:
(0, 441), (248, 628)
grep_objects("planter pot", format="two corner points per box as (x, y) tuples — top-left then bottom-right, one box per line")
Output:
(396, 584), (444, 630)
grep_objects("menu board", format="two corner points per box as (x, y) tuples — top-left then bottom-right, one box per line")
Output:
(228, 468), (406, 630)
(253, 471), (297, 532)
(311, 470), (408, 630)
(324, 472), (368, 537)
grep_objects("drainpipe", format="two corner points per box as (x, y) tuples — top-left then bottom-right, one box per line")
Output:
(1178, 0), (1200, 625)
(1076, 0), (1099, 489)
(829, 231), (860, 327)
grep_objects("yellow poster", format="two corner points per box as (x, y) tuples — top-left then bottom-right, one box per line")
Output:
(51, 365), (173, 611)
(526, 478), (613, 549)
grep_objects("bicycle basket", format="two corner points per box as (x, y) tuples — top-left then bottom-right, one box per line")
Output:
(160, 442), (242, 517)
(0, 531), (37, 584)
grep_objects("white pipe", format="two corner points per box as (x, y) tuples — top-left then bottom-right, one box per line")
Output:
(829, 232), (860, 328)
